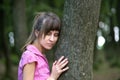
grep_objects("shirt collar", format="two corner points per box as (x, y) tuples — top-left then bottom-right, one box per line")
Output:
(26, 45), (45, 57)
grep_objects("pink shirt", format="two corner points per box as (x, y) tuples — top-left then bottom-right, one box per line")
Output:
(18, 45), (50, 80)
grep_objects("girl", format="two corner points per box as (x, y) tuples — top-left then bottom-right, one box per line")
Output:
(18, 12), (69, 80)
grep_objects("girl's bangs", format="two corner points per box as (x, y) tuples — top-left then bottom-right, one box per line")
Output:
(42, 18), (61, 35)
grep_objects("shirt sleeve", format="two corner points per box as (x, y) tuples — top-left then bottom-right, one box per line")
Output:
(20, 50), (38, 68)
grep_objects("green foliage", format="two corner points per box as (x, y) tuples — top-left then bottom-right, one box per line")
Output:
(95, 0), (120, 69)
(26, 0), (65, 33)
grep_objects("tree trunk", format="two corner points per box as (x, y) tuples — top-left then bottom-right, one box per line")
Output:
(13, 0), (28, 53)
(55, 0), (101, 80)
(0, 0), (13, 79)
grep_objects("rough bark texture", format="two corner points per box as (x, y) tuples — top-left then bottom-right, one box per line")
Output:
(55, 0), (101, 80)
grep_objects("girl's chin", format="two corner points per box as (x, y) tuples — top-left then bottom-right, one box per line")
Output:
(44, 47), (53, 50)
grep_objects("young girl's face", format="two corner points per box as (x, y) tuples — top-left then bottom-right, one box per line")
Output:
(38, 30), (59, 50)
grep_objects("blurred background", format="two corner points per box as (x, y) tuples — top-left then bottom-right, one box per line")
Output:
(0, 0), (120, 80)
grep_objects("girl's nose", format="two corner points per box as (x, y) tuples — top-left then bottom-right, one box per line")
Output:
(49, 35), (54, 41)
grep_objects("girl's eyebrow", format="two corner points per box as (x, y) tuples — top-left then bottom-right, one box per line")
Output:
(49, 30), (59, 32)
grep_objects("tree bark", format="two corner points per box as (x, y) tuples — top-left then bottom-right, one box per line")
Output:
(13, 0), (28, 52)
(55, 0), (101, 80)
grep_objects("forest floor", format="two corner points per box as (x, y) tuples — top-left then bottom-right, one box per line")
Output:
(93, 50), (120, 80)
(0, 62), (18, 80)
(93, 62), (120, 80)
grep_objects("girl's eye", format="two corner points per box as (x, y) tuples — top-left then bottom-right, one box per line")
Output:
(54, 33), (59, 37)
(46, 31), (59, 37)
(47, 32), (51, 36)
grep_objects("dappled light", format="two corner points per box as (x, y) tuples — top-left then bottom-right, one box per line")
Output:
(113, 26), (119, 42)
(8, 32), (14, 47)
(97, 35), (106, 50)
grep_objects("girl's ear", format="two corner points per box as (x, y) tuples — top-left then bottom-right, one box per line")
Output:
(35, 30), (39, 37)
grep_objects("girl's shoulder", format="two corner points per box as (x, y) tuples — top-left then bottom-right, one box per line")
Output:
(19, 50), (38, 66)
(21, 49), (38, 60)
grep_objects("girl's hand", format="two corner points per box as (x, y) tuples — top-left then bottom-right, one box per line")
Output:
(50, 56), (69, 80)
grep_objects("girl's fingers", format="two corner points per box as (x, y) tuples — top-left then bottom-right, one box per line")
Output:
(60, 60), (68, 69)
(53, 60), (57, 65)
(56, 59), (68, 70)
(61, 67), (69, 72)
(59, 58), (68, 66)
(57, 56), (64, 63)
(56, 66), (69, 74)
(54, 56), (69, 73)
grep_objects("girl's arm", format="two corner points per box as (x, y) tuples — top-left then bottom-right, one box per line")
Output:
(23, 62), (36, 80)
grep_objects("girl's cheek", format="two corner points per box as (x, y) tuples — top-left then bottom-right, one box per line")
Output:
(55, 37), (59, 42)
